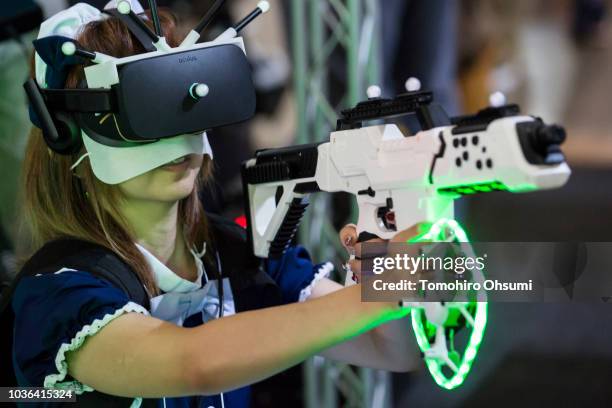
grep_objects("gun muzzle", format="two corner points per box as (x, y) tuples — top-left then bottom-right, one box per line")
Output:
(517, 120), (567, 165)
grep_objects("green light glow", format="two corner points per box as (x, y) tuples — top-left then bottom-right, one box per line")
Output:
(438, 181), (509, 196)
(408, 218), (488, 390)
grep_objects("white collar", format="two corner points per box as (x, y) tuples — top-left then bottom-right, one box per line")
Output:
(135, 243), (207, 293)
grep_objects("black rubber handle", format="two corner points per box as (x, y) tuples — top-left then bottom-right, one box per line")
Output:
(356, 231), (380, 243)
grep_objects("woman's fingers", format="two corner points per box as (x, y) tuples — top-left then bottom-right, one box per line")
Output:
(343, 223), (432, 284)
(339, 224), (358, 250)
(353, 238), (386, 259)
(348, 258), (361, 275)
(341, 223), (431, 278)
(340, 222), (429, 258)
(340, 224), (360, 282)
(339, 223), (384, 258)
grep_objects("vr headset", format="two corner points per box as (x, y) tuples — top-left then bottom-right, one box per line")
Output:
(24, 0), (269, 154)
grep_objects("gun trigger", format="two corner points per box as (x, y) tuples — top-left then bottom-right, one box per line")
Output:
(376, 198), (397, 231)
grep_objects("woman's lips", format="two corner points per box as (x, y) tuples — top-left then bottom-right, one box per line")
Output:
(161, 155), (193, 172)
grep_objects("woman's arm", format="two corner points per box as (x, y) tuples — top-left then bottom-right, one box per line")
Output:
(67, 284), (407, 398)
(306, 223), (424, 371)
(307, 278), (420, 372)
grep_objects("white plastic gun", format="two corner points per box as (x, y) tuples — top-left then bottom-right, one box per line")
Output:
(241, 82), (570, 388)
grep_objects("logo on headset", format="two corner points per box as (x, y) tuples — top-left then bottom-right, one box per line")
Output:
(178, 55), (197, 64)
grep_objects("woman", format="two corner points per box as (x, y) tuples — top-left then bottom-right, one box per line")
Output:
(12, 3), (422, 407)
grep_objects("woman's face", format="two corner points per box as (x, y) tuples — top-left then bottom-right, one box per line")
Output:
(117, 154), (204, 203)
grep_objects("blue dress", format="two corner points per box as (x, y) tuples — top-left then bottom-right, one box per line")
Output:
(12, 244), (333, 408)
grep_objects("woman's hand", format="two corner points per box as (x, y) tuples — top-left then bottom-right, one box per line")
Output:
(330, 223), (427, 371)
(339, 223), (427, 283)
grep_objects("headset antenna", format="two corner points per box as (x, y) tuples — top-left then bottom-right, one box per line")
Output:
(212, 1), (270, 43)
(117, 1), (171, 51)
(147, 0), (163, 37)
(181, 1), (270, 47)
(234, 1), (270, 33)
(60, 40), (116, 64)
(195, 0), (226, 36)
(180, 0), (226, 47)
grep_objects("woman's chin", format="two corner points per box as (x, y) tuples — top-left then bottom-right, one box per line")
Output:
(118, 161), (201, 203)
(157, 180), (197, 201)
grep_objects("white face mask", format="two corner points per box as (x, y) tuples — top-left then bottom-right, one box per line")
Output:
(72, 130), (214, 184)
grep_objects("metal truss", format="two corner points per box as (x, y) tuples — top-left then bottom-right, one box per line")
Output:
(290, 1), (391, 407)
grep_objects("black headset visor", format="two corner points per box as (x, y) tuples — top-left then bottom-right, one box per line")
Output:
(103, 43), (256, 142)
(35, 43), (256, 146)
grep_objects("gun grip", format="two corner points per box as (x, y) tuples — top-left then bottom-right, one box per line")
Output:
(268, 197), (309, 259)
(356, 231), (381, 243)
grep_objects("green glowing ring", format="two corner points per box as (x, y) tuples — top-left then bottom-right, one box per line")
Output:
(409, 218), (488, 390)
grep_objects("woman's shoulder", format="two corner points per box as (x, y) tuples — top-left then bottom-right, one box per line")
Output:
(12, 268), (132, 310)
(22, 238), (125, 276)
(11, 266), (148, 395)
(17, 237), (149, 307)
